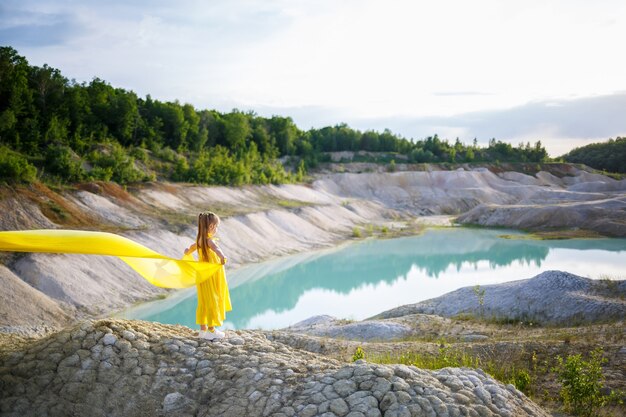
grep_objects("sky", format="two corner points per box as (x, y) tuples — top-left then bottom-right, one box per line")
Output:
(1, 0), (625, 156)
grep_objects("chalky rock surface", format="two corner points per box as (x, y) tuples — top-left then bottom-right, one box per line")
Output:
(0, 319), (550, 417)
(284, 316), (414, 341)
(373, 271), (626, 325)
(314, 168), (626, 236)
(456, 196), (626, 237)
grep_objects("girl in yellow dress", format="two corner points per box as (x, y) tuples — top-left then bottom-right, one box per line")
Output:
(184, 212), (232, 340)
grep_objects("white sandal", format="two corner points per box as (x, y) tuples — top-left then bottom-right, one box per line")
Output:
(200, 329), (225, 340)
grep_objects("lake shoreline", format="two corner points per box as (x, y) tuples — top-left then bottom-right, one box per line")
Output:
(117, 227), (626, 332)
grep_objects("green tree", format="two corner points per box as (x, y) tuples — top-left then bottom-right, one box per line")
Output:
(183, 103), (205, 151)
(222, 111), (251, 154)
(159, 101), (189, 151)
(29, 64), (67, 121)
(44, 115), (69, 145)
(0, 47), (34, 150)
(269, 116), (298, 155)
(360, 131), (380, 151)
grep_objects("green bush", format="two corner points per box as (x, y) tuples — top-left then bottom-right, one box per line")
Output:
(186, 147), (247, 185)
(156, 146), (178, 163)
(130, 146), (149, 163)
(0, 147), (37, 183)
(87, 142), (143, 184)
(44, 145), (85, 182)
(553, 348), (622, 417)
(89, 166), (113, 181)
(352, 346), (365, 362)
(510, 369), (532, 394)
(172, 155), (189, 182)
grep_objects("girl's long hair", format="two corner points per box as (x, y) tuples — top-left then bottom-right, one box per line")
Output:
(196, 212), (220, 262)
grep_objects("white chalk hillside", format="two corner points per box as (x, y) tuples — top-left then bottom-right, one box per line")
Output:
(0, 164), (624, 331)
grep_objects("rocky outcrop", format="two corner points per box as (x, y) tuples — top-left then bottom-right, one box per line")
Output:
(283, 316), (414, 342)
(279, 313), (495, 344)
(0, 319), (550, 417)
(456, 197), (626, 237)
(372, 271), (626, 325)
(313, 168), (626, 236)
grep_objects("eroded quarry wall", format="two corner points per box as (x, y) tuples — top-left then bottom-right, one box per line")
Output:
(1, 164), (624, 331)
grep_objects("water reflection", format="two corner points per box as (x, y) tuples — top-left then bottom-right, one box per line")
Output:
(120, 228), (626, 329)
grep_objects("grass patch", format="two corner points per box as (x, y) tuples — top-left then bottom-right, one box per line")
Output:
(596, 274), (625, 301)
(256, 195), (316, 211)
(158, 212), (198, 233)
(157, 202), (244, 233)
(450, 313), (541, 328)
(276, 199), (312, 209)
(366, 344), (535, 395)
(44, 200), (70, 221)
(350, 223), (414, 239)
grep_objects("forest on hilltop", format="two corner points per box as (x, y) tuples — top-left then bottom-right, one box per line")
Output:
(561, 137), (625, 173)
(1, 46), (551, 185)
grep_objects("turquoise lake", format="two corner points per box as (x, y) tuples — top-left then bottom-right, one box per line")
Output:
(118, 228), (626, 330)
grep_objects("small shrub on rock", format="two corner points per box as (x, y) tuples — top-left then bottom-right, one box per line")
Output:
(352, 346), (365, 362)
(553, 348), (623, 417)
(511, 369), (532, 394)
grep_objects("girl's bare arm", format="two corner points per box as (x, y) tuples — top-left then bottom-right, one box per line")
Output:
(207, 239), (226, 264)
(184, 242), (197, 255)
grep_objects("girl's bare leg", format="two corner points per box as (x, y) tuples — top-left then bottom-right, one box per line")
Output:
(200, 325), (207, 331)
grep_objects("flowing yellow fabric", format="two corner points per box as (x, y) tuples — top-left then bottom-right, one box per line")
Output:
(0, 229), (223, 289)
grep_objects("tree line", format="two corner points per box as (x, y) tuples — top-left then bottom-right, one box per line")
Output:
(561, 137), (625, 173)
(1, 46), (551, 185)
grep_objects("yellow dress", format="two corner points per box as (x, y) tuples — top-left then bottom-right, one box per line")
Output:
(194, 238), (232, 326)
